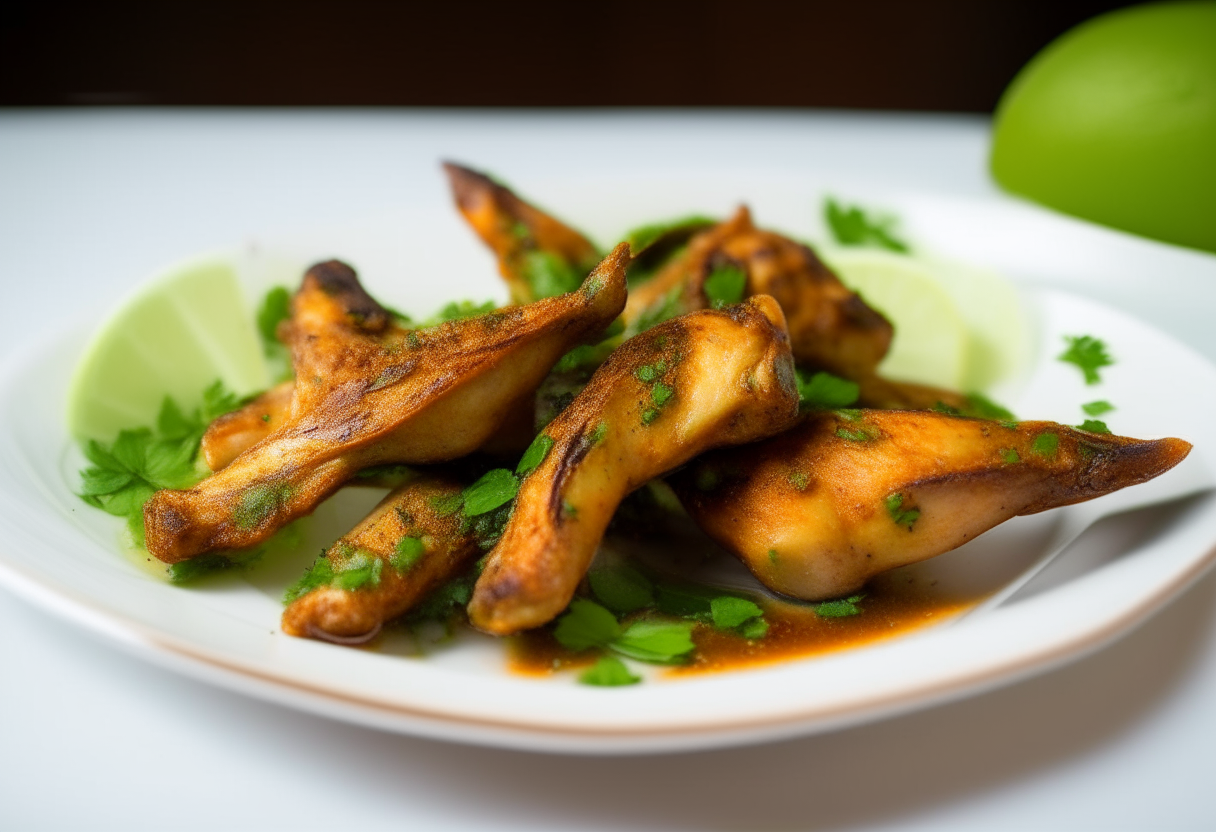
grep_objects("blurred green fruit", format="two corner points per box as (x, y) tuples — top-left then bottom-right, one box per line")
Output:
(991, 2), (1216, 254)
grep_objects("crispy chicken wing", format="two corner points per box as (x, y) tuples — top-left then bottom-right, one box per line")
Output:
(201, 381), (294, 471)
(672, 410), (1192, 601)
(444, 162), (603, 304)
(281, 472), (480, 641)
(143, 246), (629, 563)
(468, 295), (802, 635)
(625, 206), (894, 380)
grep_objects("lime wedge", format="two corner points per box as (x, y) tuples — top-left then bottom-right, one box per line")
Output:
(67, 255), (270, 442)
(823, 249), (969, 390)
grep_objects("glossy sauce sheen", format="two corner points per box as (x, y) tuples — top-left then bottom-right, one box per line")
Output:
(509, 573), (984, 677)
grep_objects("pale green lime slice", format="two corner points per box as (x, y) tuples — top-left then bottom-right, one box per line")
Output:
(823, 249), (969, 390)
(67, 255), (270, 442)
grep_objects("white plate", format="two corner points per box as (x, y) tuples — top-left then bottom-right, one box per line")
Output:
(2, 177), (1216, 755)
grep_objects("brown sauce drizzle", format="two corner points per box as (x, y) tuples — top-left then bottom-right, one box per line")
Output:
(508, 571), (986, 678)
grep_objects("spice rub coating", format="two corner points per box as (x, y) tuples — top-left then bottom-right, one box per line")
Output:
(143, 246), (629, 563)
(281, 472), (479, 641)
(672, 410), (1192, 601)
(468, 295), (802, 636)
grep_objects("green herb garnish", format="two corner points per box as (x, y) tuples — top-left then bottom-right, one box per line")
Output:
(815, 594), (865, 618)
(1082, 400), (1114, 416)
(1077, 419), (1111, 434)
(424, 299), (497, 326)
(391, 535), (426, 572)
(825, 198), (909, 252)
(795, 369), (860, 410)
(520, 250), (585, 299)
(461, 469), (520, 516)
(516, 433), (555, 477)
(589, 562), (655, 614)
(1000, 447), (1021, 464)
(884, 493), (920, 530)
(710, 596), (763, 630)
(579, 655), (641, 687)
(1031, 432), (1060, 457)
(703, 264), (747, 309)
(256, 286), (293, 382)
(1059, 335), (1113, 385)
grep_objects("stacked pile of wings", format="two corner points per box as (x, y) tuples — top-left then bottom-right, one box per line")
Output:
(142, 164), (1191, 643)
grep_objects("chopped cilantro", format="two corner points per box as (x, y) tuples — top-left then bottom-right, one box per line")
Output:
(611, 620), (696, 664)
(825, 198), (909, 252)
(284, 555), (335, 604)
(767, 548), (779, 563)
(167, 554), (236, 584)
(520, 250), (584, 299)
(256, 286), (293, 382)
(962, 393), (1015, 421)
(815, 594), (865, 617)
(1000, 447), (1021, 464)
(1059, 335), (1113, 385)
(622, 215), (715, 256)
(588, 561), (654, 614)
(1083, 400), (1115, 416)
(795, 369), (860, 410)
(461, 469), (520, 516)
(932, 401), (962, 416)
(788, 471), (810, 491)
(1077, 419), (1111, 434)
(884, 493), (920, 530)
(1031, 433), (1060, 457)
(634, 361), (667, 383)
(579, 655), (641, 687)
(653, 582), (718, 618)
(740, 618), (770, 640)
(553, 599), (621, 651)
(628, 286), (684, 336)
(589, 421), (609, 445)
(703, 264), (747, 309)
(516, 433), (555, 477)
(710, 596), (763, 629)
(233, 482), (294, 530)
(641, 408), (661, 426)
(331, 552), (383, 591)
(404, 568), (478, 625)
(650, 382), (674, 407)
(391, 535), (426, 572)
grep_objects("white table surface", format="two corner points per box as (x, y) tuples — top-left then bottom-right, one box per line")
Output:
(2, 110), (1215, 831)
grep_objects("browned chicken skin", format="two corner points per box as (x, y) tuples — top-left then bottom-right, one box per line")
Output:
(468, 295), (802, 635)
(444, 162), (603, 305)
(281, 472), (480, 641)
(201, 381), (294, 471)
(626, 206), (893, 380)
(672, 410), (1192, 601)
(143, 246), (629, 563)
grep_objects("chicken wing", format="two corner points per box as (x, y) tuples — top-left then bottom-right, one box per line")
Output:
(468, 295), (802, 635)
(281, 471), (480, 641)
(671, 410), (1191, 601)
(625, 206), (894, 379)
(143, 246), (629, 562)
(444, 162), (603, 304)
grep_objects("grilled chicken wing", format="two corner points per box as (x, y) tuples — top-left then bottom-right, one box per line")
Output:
(468, 295), (802, 635)
(201, 381), (294, 471)
(281, 472), (480, 641)
(444, 162), (603, 304)
(625, 206), (893, 380)
(143, 246), (629, 563)
(672, 410), (1192, 601)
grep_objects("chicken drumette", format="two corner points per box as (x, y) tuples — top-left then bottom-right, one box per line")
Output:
(144, 246), (629, 562)
(468, 295), (802, 635)
(671, 409), (1191, 601)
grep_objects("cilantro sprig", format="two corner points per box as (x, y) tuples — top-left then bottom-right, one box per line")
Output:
(1059, 335), (1113, 385)
(824, 198), (910, 253)
(78, 381), (242, 548)
(795, 369), (860, 411)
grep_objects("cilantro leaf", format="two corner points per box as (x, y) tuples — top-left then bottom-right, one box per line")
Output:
(825, 198), (909, 252)
(739, 618), (769, 640)
(622, 215), (715, 256)
(1082, 400), (1114, 416)
(1059, 335), (1113, 385)
(611, 620), (696, 664)
(391, 535), (426, 572)
(588, 561), (654, 614)
(520, 251), (584, 299)
(703, 264), (747, 309)
(1031, 433), (1060, 457)
(284, 555), (336, 604)
(1077, 419), (1111, 434)
(579, 655), (641, 687)
(795, 369), (860, 410)
(815, 594), (864, 618)
(461, 469), (520, 516)
(424, 299), (497, 326)
(653, 582), (718, 619)
(553, 599), (622, 651)
(710, 596), (763, 630)
(961, 393), (1015, 421)
(168, 554), (237, 584)
(884, 493), (920, 530)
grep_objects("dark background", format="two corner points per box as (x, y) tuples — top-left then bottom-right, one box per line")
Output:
(1, 1), (1137, 111)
